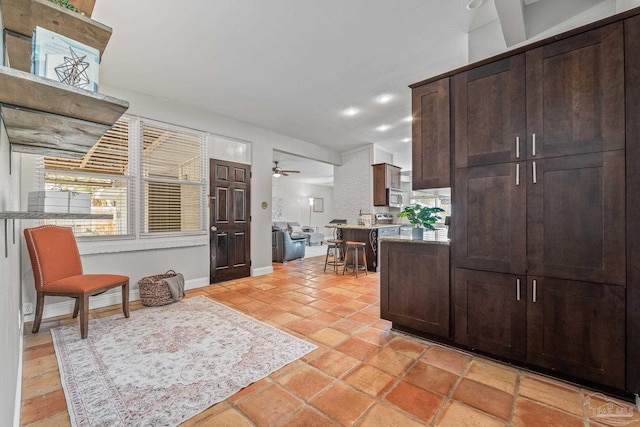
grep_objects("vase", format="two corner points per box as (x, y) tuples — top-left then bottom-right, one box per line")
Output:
(411, 227), (424, 240)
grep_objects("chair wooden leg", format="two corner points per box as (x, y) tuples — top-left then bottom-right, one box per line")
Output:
(72, 298), (80, 318)
(122, 282), (130, 318)
(32, 292), (45, 333)
(79, 294), (89, 339)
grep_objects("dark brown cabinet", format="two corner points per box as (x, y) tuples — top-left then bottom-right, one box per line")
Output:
(373, 163), (401, 206)
(448, 14), (630, 392)
(526, 22), (625, 160)
(412, 78), (450, 190)
(527, 276), (625, 389)
(527, 151), (626, 285)
(380, 241), (449, 338)
(454, 269), (526, 361)
(625, 13), (640, 393)
(454, 55), (526, 168)
(406, 8), (640, 393)
(454, 162), (526, 275)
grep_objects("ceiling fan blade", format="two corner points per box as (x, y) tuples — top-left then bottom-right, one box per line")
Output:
(281, 170), (300, 174)
(281, 171), (289, 176)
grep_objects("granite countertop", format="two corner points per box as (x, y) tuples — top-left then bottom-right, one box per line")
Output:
(332, 224), (402, 230)
(379, 235), (451, 245)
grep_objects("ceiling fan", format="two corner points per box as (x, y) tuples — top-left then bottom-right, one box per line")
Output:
(272, 161), (300, 177)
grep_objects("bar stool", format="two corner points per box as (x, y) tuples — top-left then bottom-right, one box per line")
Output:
(324, 239), (344, 273)
(343, 241), (368, 277)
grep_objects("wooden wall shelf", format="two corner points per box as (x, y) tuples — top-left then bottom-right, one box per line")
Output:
(0, 0), (128, 160)
(0, 66), (129, 125)
(1, 211), (113, 257)
(0, 66), (129, 159)
(0, 211), (112, 220)
(0, 0), (112, 55)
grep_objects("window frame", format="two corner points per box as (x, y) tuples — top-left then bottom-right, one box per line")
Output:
(39, 115), (209, 246)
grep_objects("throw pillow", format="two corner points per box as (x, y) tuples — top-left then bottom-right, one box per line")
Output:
(291, 225), (304, 233)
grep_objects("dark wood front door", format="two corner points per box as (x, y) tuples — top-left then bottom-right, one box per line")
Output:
(454, 54), (526, 168)
(526, 22), (624, 160)
(527, 276), (625, 389)
(210, 159), (251, 283)
(526, 151), (625, 285)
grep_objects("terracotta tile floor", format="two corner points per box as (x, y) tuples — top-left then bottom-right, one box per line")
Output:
(21, 256), (639, 426)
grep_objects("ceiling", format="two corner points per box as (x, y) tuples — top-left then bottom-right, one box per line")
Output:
(92, 0), (623, 178)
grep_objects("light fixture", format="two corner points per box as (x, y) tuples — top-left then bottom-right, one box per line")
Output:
(273, 172), (281, 178)
(376, 94), (393, 104)
(402, 116), (413, 123)
(466, 0), (484, 10)
(376, 124), (391, 132)
(343, 107), (360, 116)
(402, 137), (411, 143)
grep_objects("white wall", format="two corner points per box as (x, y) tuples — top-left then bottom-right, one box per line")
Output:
(271, 179), (334, 237)
(0, 123), (23, 426)
(334, 145), (375, 224)
(17, 82), (342, 319)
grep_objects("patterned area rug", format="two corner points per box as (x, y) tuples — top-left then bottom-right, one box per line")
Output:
(51, 296), (317, 426)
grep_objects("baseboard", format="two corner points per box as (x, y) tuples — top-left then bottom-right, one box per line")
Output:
(14, 334), (23, 427)
(252, 266), (273, 277)
(25, 277), (209, 322)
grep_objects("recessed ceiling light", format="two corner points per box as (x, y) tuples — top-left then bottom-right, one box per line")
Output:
(402, 116), (413, 123)
(376, 94), (393, 104)
(342, 107), (360, 116)
(402, 138), (411, 143)
(376, 124), (391, 132)
(466, 0), (484, 10)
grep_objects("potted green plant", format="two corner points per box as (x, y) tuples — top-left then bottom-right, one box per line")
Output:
(397, 204), (445, 239)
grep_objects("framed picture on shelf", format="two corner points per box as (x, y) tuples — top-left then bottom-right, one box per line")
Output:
(313, 198), (324, 212)
(361, 213), (373, 226)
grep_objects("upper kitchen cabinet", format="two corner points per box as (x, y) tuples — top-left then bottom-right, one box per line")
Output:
(373, 163), (402, 207)
(411, 78), (450, 190)
(526, 22), (624, 159)
(454, 55), (526, 168)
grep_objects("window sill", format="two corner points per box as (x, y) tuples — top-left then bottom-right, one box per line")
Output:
(77, 234), (208, 255)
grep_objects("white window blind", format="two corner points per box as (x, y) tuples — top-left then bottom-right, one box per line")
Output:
(140, 119), (207, 236)
(39, 116), (208, 241)
(41, 119), (133, 238)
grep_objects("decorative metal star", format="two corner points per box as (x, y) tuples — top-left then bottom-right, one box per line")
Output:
(55, 47), (91, 89)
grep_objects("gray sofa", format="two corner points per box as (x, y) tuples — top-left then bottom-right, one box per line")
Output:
(274, 221), (324, 246)
(272, 226), (306, 263)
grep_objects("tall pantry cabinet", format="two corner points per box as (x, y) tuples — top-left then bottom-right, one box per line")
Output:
(410, 9), (640, 392)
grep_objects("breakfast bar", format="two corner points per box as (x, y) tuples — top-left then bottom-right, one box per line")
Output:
(332, 224), (400, 271)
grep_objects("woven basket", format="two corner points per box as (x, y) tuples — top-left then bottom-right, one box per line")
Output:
(138, 270), (177, 307)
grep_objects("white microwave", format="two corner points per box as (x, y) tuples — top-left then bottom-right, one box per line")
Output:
(387, 189), (403, 208)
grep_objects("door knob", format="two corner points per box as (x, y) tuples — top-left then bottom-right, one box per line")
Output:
(210, 226), (217, 231)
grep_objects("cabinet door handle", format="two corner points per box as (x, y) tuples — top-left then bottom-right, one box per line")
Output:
(516, 278), (521, 301)
(516, 163), (520, 186)
(532, 161), (537, 184)
(532, 133), (536, 156)
(532, 279), (537, 303)
(516, 136), (520, 159)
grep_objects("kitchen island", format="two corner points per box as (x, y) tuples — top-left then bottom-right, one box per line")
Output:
(331, 224), (400, 272)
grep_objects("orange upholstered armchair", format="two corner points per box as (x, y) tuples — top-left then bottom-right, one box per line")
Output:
(24, 225), (130, 339)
